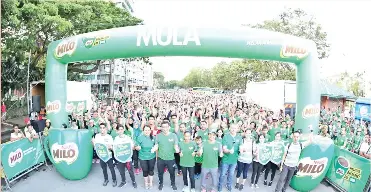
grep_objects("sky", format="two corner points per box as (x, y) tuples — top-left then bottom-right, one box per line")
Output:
(132, 0), (371, 81)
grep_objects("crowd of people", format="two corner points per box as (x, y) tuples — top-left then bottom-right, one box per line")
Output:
(9, 90), (371, 192)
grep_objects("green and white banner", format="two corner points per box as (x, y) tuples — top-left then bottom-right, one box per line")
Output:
(113, 142), (133, 163)
(257, 142), (286, 165)
(94, 143), (111, 162)
(1, 138), (46, 179)
(66, 100), (86, 114)
(326, 146), (371, 192)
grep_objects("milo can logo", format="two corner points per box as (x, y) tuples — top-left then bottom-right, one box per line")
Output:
(51, 142), (79, 165)
(334, 156), (350, 179)
(296, 157), (328, 179)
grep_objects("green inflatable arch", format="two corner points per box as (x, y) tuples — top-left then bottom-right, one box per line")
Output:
(45, 25), (321, 133)
(45, 26), (333, 191)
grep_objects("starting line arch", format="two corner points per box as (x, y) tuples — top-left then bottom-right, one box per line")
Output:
(44, 25), (331, 191)
(45, 25), (320, 133)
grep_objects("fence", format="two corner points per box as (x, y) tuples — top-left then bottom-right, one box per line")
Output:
(1, 133), (48, 191)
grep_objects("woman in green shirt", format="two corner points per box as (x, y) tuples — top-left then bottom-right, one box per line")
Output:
(135, 126), (156, 189)
(179, 131), (197, 192)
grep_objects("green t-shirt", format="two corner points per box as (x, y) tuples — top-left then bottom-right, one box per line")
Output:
(194, 144), (203, 163)
(353, 135), (363, 151)
(136, 134), (156, 160)
(110, 129), (118, 138)
(176, 131), (185, 142)
(124, 129), (133, 138)
(280, 129), (290, 140)
(155, 132), (178, 160)
(268, 127), (280, 142)
(197, 129), (209, 141)
(221, 133), (242, 164)
(179, 141), (197, 167)
(335, 135), (347, 147)
(202, 141), (221, 168)
(216, 137), (223, 144)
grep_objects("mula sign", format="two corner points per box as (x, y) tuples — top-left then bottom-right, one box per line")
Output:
(136, 27), (201, 46)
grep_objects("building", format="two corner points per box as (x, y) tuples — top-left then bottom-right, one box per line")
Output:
(83, 59), (153, 93)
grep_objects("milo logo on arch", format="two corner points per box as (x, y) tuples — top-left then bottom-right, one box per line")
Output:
(8, 148), (23, 167)
(302, 104), (320, 119)
(51, 142), (79, 165)
(296, 157), (328, 179)
(54, 38), (78, 59)
(46, 100), (61, 114)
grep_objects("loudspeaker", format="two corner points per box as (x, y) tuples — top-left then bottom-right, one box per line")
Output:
(32, 95), (41, 112)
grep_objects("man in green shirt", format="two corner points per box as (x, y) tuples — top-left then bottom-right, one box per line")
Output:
(197, 121), (209, 141)
(154, 121), (179, 191)
(200, 131), (223, 192)
(218, 124), (242, 192)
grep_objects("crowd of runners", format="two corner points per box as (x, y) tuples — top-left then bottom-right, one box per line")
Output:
(9, 90), (371, 192)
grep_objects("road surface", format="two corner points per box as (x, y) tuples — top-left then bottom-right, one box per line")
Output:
(8, 164), (335, 192)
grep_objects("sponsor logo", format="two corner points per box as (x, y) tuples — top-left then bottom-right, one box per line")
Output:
(8, 148), (23, 167)
(66, 102), (74, 112)
(360, 106), (368, 116)
(54, 38), (78, 59)
(297, 157), (328, 179)
(302, 104), (320, 119)
(82, 35), (110, 48)
(136, 27), (201, 46)
(51, 143), (79, 165)
(46, 100), (61, 114)
(280, 45), (308, 59)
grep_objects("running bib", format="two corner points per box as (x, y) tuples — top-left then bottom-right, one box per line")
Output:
(113, 142), (133, 163)
(95, 143), (111, 162)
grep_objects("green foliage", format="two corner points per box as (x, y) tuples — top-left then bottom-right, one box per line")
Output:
(153, 71), (165, 89)
(1, 0), (143, 97)
(332, 71), (367, 97)
(182, 8), (330, 90)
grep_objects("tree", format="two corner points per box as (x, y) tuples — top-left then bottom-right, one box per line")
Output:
(1, 0), (144, 96)
(332, 71), (366, 97)
(181, 8), (330, 89)
(153, 71), (165, 89)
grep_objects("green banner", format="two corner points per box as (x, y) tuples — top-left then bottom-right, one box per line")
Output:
(94, 143), (111, 162)
(1, 138), (46, 179)
(257, 142), (286, 165)
(326, 146), (371, 192)
(113, 142), (133, 163)
(66, 100), (86, 114)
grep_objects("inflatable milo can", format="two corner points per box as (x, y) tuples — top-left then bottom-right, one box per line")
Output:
(290, 135), (334, 191)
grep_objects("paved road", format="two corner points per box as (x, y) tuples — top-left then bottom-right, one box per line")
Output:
(9, 164), (335, 192)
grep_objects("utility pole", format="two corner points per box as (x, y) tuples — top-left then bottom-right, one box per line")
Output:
(26, 49), (31, 114)
(108, 59), (115, 104)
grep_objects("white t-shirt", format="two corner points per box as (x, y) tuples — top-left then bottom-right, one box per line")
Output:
(238, 139), (254, 164)
(24, 128), (37, 138)
(95, 134), (114, 157)
(360, 142), (371, 156)
(10, 132), (24, 140)
(284, 141), (309, 167)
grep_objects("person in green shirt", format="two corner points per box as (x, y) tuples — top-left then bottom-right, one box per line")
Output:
(194, 136), (203, 179)
(179, 131), (197, 192)
(200, 131), (223, 192)
(218, 124), (243, 192)
(260, 126), (271, 143)
(197, 121), (209, 141)
(153, 121), (179, 191)
(335, 128), (348, 148)
(352, 129), (364, 153)
(175, 122), (186, 176)
(268, 118), (280, 142)
(280, 121), (290, 140)
(135, 126), (156, 190)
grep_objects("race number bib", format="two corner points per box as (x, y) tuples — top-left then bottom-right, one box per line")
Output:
(113, 142), (133, 163)
(95, 143), (111, 162)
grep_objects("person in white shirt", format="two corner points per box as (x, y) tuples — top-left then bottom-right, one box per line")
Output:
(24, 124), (39, 142)
(275, 131), (312, 192)
(114, 124), (137, 188)
(92, 123), (117, 187)
(359, 133), (371, 159)
(235, 129), (254, 191)
(10, 124), (25, 142)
